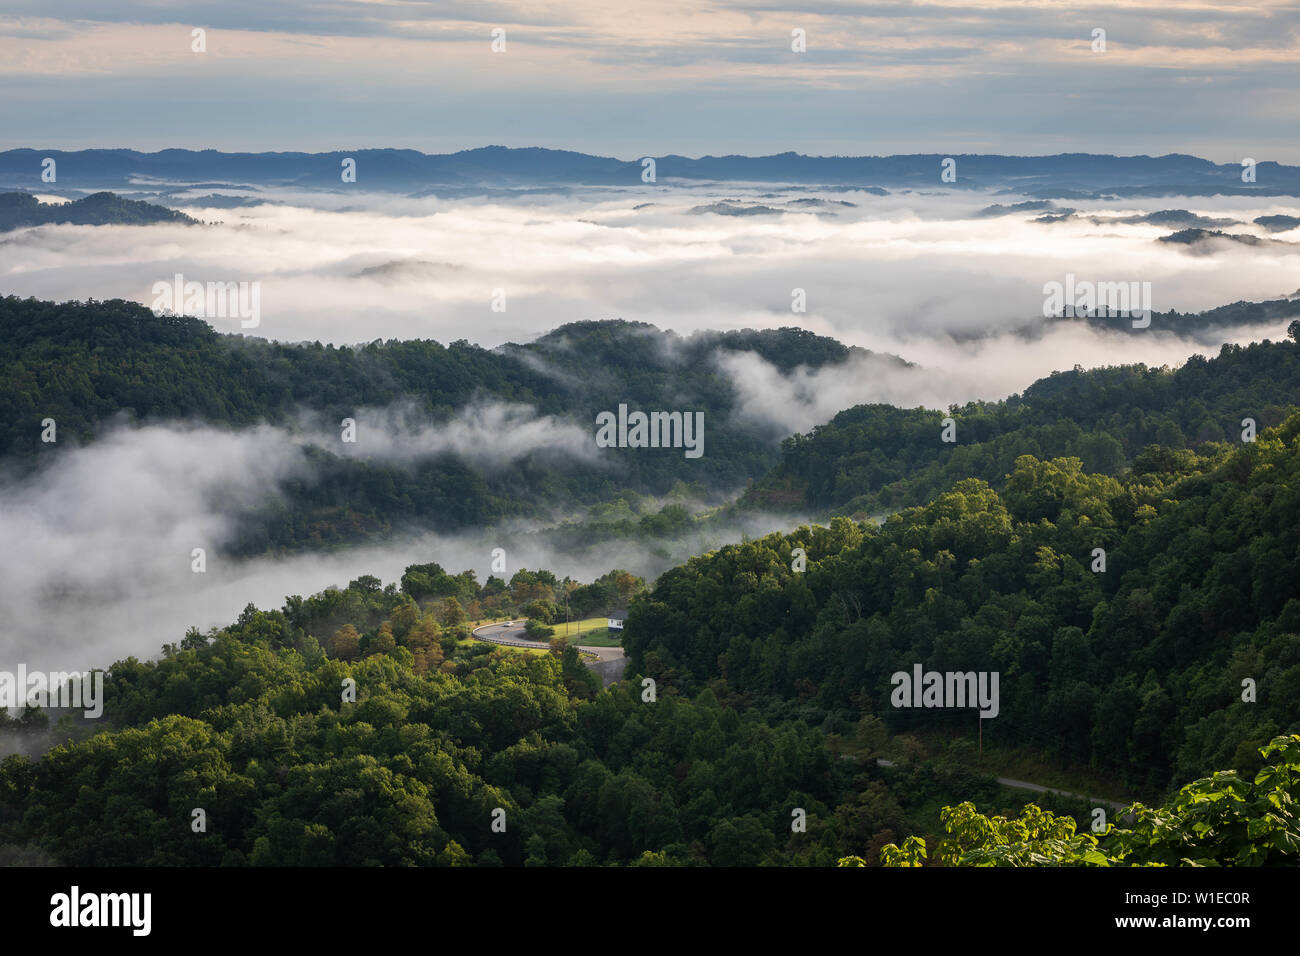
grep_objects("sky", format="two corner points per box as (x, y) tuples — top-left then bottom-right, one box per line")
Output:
(1, 1), (1299, 160)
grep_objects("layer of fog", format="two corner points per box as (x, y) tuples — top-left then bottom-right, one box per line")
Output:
(717, 319), (1289, 435)
(0, 415), (798, 675)
(5, 183), (1299, 674)
(325, 401), (600, 468)
(3, 186), (1297, 353)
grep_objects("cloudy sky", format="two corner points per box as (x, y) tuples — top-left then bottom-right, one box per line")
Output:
(2, 1), (1298, 160)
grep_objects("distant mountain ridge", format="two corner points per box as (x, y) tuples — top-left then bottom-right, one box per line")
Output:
(4, 147), (1300, 197)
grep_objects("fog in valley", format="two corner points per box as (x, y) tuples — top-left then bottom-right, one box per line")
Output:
(4, 183), (1298, 674)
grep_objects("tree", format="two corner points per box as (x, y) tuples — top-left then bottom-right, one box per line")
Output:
(526, 619), (555, 639)
(368, 622), (397, 657)
(440, 597), (466, 628)
(412, 641), (444, 676)
(524, 834), (548, 867)
(390, 597), (420, 640)
(523, 599), (556, 624)
(615, 571), (641, 603)
(438, 841), (472, 866)
(349, 575), (382, 594)
(406, 613), (441, 652)
(331, 624), (361, 661)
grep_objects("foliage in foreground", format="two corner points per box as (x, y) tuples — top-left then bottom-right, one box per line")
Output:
(838, 734), (1300, 867)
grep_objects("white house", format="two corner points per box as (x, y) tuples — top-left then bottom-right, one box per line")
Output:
(607, 611), (627, 631)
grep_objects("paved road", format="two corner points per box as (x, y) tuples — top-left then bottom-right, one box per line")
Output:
(876, 758), (1131, 812)
(471, 621), (627, 688)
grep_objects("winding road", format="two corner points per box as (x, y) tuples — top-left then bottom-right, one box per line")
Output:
(471, 626), (1132, 814)
(876, 757), (1132, 814)
(471, 620), (627, 688)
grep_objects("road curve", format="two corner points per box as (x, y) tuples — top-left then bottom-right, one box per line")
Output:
(876, 758), (1131, 812)
(471, 621), (627, 688)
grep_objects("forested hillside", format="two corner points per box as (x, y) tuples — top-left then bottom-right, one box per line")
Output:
(0, 547), (1112, 868)
(10, 296), (1300, 556)
(744, 325), (1300, 517)
(631, 414), (1300, 792)
(1, 296), (874, 549)
(0, 191), (197, 230)
(0, 563), (915, 867)
(5, 418), (1299, 866)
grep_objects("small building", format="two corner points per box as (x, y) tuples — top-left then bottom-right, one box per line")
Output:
(607, 611), (627, 631)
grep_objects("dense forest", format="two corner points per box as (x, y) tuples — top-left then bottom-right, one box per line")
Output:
(4, 418), (1298, 864)
(0, 296), (866, 461)
(0, 561), (919, 867)
(632, 414), (1300, 792)
(1, 296), (878, 550)
(9, 296), (1300, 558)
(743, 323), (1300, 517)
(0, 543), (1125, 867)
(4, 295), (1300, 866)
(1066, 294), (1300, 335)
(863, 734), (1300, 866)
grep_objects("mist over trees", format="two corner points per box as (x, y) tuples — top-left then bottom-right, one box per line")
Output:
(745, 330), (1300, 518)
(3, 298), (1300, 867)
